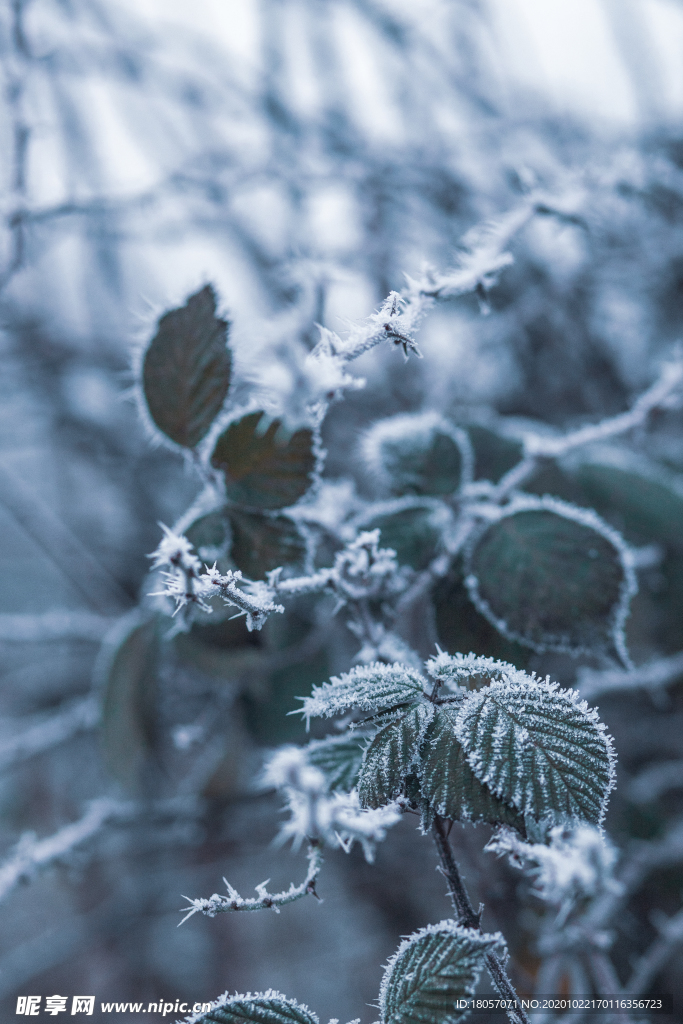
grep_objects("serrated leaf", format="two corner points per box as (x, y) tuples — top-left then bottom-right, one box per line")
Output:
(142, 285), (231, 449)
(188, 991), (318, 1024)
(363, 413), (470, 497)
(454, 679), (615, 825)
(99, 614), (159, 794)
(419, 708), (525, 831)
(300, 663), (427, 725)
(211, 411), (317, 510)
(380, 921), (500, 1024)
(358, 505), (444, 570)
(466, 504), (633, 655)
(358, 703), (434, 808)
(228, 508), (307, 580)
(306, 733), (367, 791)
(465, 425), (524, 484)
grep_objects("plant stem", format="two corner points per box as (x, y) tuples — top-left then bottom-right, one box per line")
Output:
(432, 816), (531, 1024)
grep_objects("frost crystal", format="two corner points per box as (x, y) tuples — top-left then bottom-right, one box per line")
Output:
(487, 824), (621, 911)
(299, 662), (427, 727)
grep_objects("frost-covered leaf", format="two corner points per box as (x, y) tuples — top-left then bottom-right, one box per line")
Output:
(99, 614), (159, 794)
(142, 285), (231, 449)
(466, 499), (635, 656)
(362, 412), (472, 497)
(419, 708), (525, 830)
(465, 424), (523, 484)
(425, 651), (514, 694)
(358, 703), (434, 808)
(357, 504), (445, 570)
(306, 733), (367, 792)
(433, 561), (531, 669)
(181, 990), (318, 1024)
(185, 510), (232, 564)
(228, 509), (307, 579)
(380, 921), (501, 1024)
(454, 678), (616, 825)
(300, 663), (427, 726)
(211, 411), (317, 510)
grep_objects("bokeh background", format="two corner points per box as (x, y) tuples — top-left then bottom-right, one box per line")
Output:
(2, 0), (683, 1020)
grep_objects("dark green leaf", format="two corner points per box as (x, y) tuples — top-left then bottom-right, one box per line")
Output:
(358, 703), (434, 808)
(380, 921), (500, 1024)
(465, 425), (524, 484)
(99, 614), (160, 794)
(466, 503), (634, 655)
(363, 413), (471, 497)
(454, 679), (616, 825)
(301, 663), (427, 724)
(190, 992), (318, 1024)
(432, 560), (531, 669)
(211, 411), (317, 510)
(357, 504), (446, 570)
(306, 733), (367, 791)
(185, 510), (232, 566)
(142, 285), (231, 449)
(228, 508), (307, 579)
(419, 708), (525, 830)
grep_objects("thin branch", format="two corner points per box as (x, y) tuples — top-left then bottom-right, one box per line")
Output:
(178, 842), (323, 925)
(577, 649), (683, 701)
(625, 906), (683, 995)
(0, 611), (114, 643)
(432, 817), (530, 1024)
(0, 696), (99, 772)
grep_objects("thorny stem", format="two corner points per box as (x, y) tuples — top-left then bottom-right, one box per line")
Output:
(432, 816), (531, 1024)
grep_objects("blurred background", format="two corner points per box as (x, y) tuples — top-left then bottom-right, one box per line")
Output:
(2, 0), (683, 1020)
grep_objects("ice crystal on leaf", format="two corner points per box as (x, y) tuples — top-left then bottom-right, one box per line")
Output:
(298, 663), (427, 729)
(379, 921), (503, 1024)
(177, 989), (319, 1024)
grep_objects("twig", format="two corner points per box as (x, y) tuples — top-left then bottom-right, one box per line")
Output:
(578, 649), (683, 700)
(0, 696), (99, 772)
(625, 906), (683, 995)
(178, 841), (323, 925)
(432, 816), (531, 1024)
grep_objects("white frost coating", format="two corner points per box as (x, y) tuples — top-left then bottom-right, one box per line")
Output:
(464, 493), (638, 664)
(453, 675), (617, 828)
(425, 649), (516, 694)
(378, 919), (505, 1019)
(487, 824), (621, 911)
(360, 412), (473, 495)
(175, 989), (319, 1024)
(299, 662), (427, 727)
(263, 746), (401, 861)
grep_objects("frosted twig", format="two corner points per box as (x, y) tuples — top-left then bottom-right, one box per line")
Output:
(178, 842), (323, 925)
(432, 816), (530, 1024)
(0, 799), (126, 904)
(523, 358), (683, 460)
(625, 905), (683, 994)
(0, 611), (114, 643)
(0, 696), (100, 772)
(577, 649), (683, 700)
(314, 199), (543, 366)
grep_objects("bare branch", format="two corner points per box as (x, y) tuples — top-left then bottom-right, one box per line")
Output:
(0, 696), (99, 772)
(578, 650), (683, 700)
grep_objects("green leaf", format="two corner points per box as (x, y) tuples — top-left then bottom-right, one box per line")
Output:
(465, 424), (524, 484)
(358, 703), (434, 808)
(228, 508), (307, 580)
(306, 733), (367, 791)
(189, 991), (318, 1024)
(99, 614), (160, 794)
(362, 413), (472, 497)
(185, 509), (232, 567)
(432, 561), (531, 669)
(466, 500), (635, 656)
(211, 411), (317, 510)
(300, 663), (427, 725)
(142, 285), (231, 449)
(419, 708), (525, 830)
(380, 921), (500, 1024)
(357, 504), (446, 570)
(454, 678), (616, 825)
